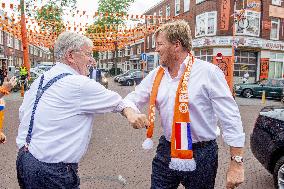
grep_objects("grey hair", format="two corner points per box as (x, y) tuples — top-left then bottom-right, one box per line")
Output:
(54, 31), (93, 61)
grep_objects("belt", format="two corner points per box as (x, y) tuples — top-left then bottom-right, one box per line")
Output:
(192, 139), (216, 148)
(161, 136), (216, 149)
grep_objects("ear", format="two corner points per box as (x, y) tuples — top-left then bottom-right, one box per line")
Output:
(174, 40), (182, 51)
(66, 51), (74, 63)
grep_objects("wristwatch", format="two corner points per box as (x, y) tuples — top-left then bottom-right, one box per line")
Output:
(231, 156), (244, 163)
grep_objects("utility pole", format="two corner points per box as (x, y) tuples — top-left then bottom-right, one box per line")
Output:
(20, 0), (30, 77)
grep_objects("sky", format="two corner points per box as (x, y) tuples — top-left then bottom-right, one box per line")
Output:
(76, 0), (162, 15)
(0, 0), (162, 31)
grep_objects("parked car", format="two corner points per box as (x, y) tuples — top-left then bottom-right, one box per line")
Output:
(118, 70), (148, 86)
(234, 78), (284, 100)
(250, 106), (284, 188)
(113, 69), (139, 82)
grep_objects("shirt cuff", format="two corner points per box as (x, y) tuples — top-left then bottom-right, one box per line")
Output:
(114, 100), (141, 114)
(222, 133), (245, 147)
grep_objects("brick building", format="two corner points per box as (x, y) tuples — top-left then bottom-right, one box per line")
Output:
(0, 10), (52, 69)
(100, 0), (284, 82)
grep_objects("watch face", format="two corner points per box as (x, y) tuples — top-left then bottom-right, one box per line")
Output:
(233, 156), (243, 163)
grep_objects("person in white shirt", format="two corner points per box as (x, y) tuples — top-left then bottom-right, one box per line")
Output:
(16, 31), (148, 189)
(123, 20), (245, 189)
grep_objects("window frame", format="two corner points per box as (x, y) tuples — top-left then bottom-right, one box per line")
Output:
(272, 0), (282, 6)
(195, 11), (217, 37)
(152, 34), (156, 49)
(175, 0), (180, 16)
(166, 4), (171, 18)
(270, 18), (280, 40)
(184, 0), (190, 12)
(235, 10), (261, 37)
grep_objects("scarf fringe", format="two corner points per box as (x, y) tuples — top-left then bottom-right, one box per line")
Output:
(169, 158), (196, 171)
(142, 138), (154, 150)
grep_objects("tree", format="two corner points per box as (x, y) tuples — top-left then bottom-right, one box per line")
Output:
(87, 0), (135, 75)
(29, 0), (77, 62)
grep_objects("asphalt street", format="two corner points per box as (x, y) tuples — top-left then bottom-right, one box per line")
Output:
(0, 78), (282, 189)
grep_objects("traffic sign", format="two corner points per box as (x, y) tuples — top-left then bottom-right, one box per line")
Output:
(141, 53), (147, 61)
(216, 52), (223, 60)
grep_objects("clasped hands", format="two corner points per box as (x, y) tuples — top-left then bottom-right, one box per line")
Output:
(123, 107), (150, 129)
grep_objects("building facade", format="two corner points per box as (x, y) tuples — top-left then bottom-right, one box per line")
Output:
(143, 0), (284, 83)
(99, 0), (284, 83)
(0, 10), (52, 69)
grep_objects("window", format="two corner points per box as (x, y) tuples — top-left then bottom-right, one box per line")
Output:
(195, 12), (217, 37)
(196, 0), (206, 4)
(184, 0), (190, 12)
(14, 39), (19, 50)
(194, 49), (213, 63)
(166, 4), (171, 18)
(7, 33), (13, 47)
(152, 34), (156, 48)
(233, 51), (257, 78)
(235, 10), (260, 37)
(137, 44), (141, 54)
(118, 50), (122, 57)
(175, 0), (180, 16)
(159, 9), (163, 23)
(130, 47), (134, 56)
(270, 18), (280, 40)
(108, 51), (113, 59)
(269, 52), (284, 78)
(125, 46), (130, 56)
(153, 12), (157, 25)
(272, 0), (282, 6)
(0, 31), (3, 45)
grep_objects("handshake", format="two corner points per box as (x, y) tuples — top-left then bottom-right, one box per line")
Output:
(123, 107), (150, 129)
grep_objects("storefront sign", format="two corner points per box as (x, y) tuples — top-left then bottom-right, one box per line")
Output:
(269, 5), (284, 19)
(260, 58), (269, 80)
(247, 0), (261, 12)
(263, 42), (284, 51)
(213, 56), (233, 92)
(220, 0), (231, 31)
(193, 36), (284, 52)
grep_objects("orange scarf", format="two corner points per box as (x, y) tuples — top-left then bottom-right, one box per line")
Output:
(142, 54), (196, 171)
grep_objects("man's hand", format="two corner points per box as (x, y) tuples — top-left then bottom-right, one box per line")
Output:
(122, 107), (150, 129)
(226, 161), (244, 189)
(0, 132), (6, 144)
(3, 76), (17, 91)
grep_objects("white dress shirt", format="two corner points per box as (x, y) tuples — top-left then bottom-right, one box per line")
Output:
(17, 63), (125, 163)
(124, 56), (245, 147)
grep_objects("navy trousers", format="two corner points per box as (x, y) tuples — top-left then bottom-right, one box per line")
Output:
(151, 136), (218, 189)
(16, 147), (80, 189)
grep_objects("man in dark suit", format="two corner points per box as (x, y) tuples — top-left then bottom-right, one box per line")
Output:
(89, 63), (102, 82)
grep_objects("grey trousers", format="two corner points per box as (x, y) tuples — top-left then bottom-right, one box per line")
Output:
(16, 147), (80, 189)
(151, 136), (218, 189)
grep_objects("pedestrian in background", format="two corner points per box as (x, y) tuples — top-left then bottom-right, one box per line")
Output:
(16, 31), (148, 189)
(0, 76), (17, 144)
(123, 20), (245, 189)
(89, 61), (102, 82)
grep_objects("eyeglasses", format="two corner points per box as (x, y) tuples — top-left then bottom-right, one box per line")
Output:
(72, 50), (93, 58)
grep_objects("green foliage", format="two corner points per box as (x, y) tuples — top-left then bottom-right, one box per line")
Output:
(36, 3), (65, 34)
(87, 0), (135, 34)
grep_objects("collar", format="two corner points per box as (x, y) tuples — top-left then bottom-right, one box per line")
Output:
(55, 62), (80, 75)
(160, 54), (191, 80)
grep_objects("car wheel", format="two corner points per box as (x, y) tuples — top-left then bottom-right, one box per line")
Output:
(274, 156), (284, 188)
(126, 80), (133, 86)
(242, 89), (253, 98)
